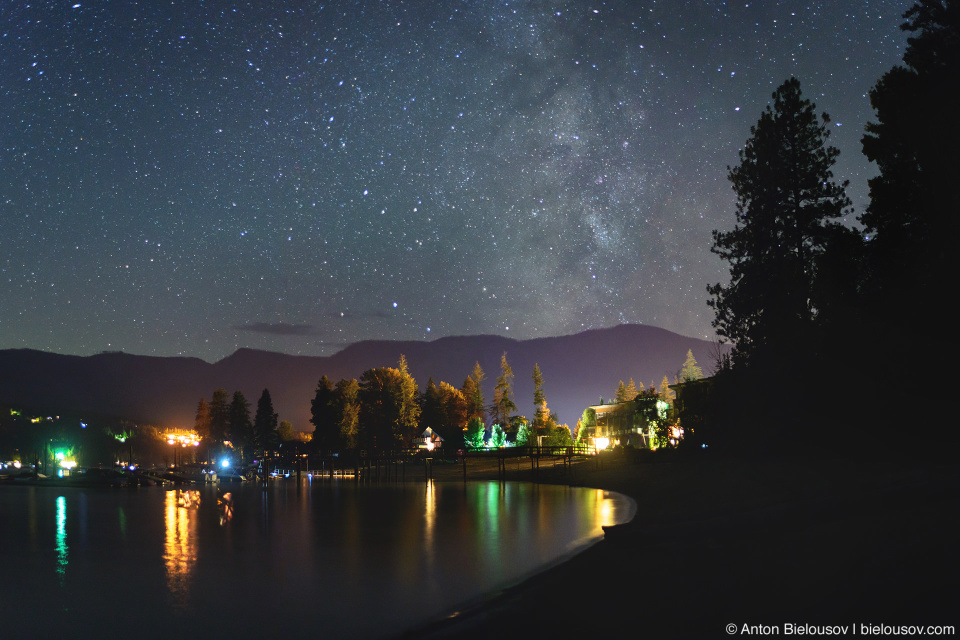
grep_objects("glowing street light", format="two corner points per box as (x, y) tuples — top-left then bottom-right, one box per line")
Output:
(164, 429), (200, 468)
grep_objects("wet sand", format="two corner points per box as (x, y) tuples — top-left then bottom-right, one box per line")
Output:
(406, 452), (959, 638)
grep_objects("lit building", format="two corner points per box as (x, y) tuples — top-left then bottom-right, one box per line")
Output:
(585, 400), (661, 450)
(413, 427), (444, 451)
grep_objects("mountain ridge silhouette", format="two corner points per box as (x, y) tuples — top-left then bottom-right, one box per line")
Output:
(0, 324), (723, 432)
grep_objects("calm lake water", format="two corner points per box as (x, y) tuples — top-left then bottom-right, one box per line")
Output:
(0, 479), (634, 638)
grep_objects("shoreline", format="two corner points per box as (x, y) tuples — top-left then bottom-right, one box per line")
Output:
(405, 452), (959, 638)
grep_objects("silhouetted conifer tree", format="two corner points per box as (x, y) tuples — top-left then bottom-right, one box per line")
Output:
(253, 388), (279, 457)
(209, 388), (230, 443)
(229, 391), (253, 463)
(709, 77), (851, 369)
(310, 375), (338, 452)
(861, 0), (959, 315)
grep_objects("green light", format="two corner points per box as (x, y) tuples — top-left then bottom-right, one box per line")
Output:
(56, 496), (68, 581)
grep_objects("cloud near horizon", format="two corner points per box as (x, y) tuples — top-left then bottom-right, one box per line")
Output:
(234, 322), (317, 336)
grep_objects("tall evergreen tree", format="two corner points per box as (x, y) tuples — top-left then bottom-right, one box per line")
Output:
(437, 382), (469, 434)
(419, 378), (443, 433)
(194, 398), (211, 441)
(310, 375), (339, 452)
(464, 416), (485, 449)
(358, 367), (403, 451)
(357, 359), (419, 451)
(396, 355), (421, 446)
(253, 388), (279, 457)
(659, 375), (675, 404)
(624, 379), (639, 402)
(708, 77), (851, 368)
(853, 1), (960, 453)
(514, 418), (532, 447)
(209, 388), (230, 443)
(278, 420), (294, 442)
(614, 380), (628, 403)
(576, 408), (596, 444)
(229, 391), (253, 463)
(461, 361), (486, 422)
(861, 0), (959, 315)
(679, 350), (704, 383)
(491, 353), (518, 428)
(488, 423), (507, 449)
(532, 364), (548, 432)
(335, 378), (360, 450)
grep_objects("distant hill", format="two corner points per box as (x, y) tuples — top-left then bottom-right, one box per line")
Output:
(0, 324), (723, 433)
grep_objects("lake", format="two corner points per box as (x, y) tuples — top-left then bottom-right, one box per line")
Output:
(0, 479), (635, 638)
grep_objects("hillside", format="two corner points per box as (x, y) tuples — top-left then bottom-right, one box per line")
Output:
(0, 324), (722, 432)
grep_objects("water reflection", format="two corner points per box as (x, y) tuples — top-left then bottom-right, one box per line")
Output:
(218, 491), (234, 526)
(596, 490), (616, 526)
(2, 481), (634, 639)
(164, 489), (199, 609)
(118, 506), (127, 540)
(423, 480), (436, 562)
(55, 495), (67, 583)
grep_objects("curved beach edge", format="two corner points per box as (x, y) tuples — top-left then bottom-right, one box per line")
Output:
(400, 454), (959, 639)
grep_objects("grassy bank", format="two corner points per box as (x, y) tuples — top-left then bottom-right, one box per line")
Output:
(407, 451), (959, 638)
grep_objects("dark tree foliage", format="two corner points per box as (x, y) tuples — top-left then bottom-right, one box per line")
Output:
(633, 388), (665, 448)
(253, 388), (279, 457)
(194, 398), (211, 441)
(853, 1), (960, 453)
(229, 391), (253, 462)
(709, 77), (851, 370)
(334, 378), (360, 450)
(437, 382), (469, 437)
(420, 380), (469, 449)
(707, 78), (855, 453)
(861, 1), (959, 326)
(419, 378), (443, 433)
(357, 360), (419, 451)
(208, 388), (230, 443)
(395, 355), (420, 443)
(358, 368), (399, 451)
(310, 375), (339, 452)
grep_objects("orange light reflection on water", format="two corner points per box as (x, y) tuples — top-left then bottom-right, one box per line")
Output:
(164, 490), (199, 609)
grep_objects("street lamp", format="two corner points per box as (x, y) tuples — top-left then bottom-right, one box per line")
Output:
(165, 430), (200, 469)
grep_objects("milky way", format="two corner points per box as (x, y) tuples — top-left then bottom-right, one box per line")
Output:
(1, 1), (908, 361)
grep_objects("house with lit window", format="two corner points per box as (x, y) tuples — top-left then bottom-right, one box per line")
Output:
(585, 399), (662, 450)
(413, 427), (443, 451)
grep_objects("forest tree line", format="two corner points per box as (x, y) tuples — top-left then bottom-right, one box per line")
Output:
(306, 354), (576, 454)
(186, 353), (582, 459)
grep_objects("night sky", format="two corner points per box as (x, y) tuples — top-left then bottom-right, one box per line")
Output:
(2, 1), (908, 362)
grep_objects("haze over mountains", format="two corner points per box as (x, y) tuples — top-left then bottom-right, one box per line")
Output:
(0, 324), (721, 433)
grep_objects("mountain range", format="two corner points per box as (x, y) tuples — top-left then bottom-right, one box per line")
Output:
(0, 324), (722, 433)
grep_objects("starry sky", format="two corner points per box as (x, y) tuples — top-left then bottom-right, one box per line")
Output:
(2, 0), (909, 362)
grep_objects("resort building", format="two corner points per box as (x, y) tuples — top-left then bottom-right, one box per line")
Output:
(585, 400), (662, 450)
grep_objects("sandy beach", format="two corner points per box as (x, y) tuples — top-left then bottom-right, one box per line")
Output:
(404, 451), (959, 638)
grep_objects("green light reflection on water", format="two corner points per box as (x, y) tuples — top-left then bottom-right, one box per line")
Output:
(55, 495), (68, 582)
